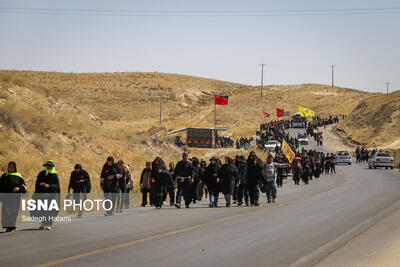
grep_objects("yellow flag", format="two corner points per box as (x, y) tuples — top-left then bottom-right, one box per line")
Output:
(298, 106), (315, 118)
(281, 139), (295, 163)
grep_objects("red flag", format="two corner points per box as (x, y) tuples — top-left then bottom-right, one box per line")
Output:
(263, 112), (270, 118)
(276, 108), (284, 118)
(214, 95), (228, 105)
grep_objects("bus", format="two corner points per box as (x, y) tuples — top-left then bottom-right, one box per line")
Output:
(291, 112), (307, 128)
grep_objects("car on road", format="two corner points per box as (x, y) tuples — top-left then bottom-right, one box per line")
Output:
(264, 140), (281, 151)
(335, 151), (352, 165)
(298, 133), (309, 146)
(368, 152), (395, 169)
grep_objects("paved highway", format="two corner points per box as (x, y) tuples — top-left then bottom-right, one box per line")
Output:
(1, 129), (399, 267)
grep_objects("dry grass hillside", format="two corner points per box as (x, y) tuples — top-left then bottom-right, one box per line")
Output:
(0, 70), (374, 192)
(336, 91), (400, 149)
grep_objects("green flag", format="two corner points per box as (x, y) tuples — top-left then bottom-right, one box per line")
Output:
(238, 150), (242, 156)
(299, 143), (302, 153)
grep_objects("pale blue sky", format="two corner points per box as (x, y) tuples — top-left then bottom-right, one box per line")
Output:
(0, 0), (398, 92)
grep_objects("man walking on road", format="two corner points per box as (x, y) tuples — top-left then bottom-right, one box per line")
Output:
(174, 152), (193, 209)
(263, 154), (278, 203)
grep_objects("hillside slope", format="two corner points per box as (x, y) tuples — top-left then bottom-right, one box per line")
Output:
(337, 91), (400, 148)
(0, 70), (373, 191)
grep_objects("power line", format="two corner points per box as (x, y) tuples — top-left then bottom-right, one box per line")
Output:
(1, 6), (400, 16)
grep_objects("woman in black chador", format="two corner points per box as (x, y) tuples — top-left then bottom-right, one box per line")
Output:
(0, 161), (26, 232)
(151, 157), (171, 209)
(33, 160), (60, 230)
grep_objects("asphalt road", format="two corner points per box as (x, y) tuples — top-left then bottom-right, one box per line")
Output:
(1, 129), (400, 267)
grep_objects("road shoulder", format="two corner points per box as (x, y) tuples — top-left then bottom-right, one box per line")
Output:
(317, 205), (400, 267)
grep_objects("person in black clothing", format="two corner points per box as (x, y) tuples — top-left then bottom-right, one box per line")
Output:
(174, 152), (193, 209)
(140, 162), (152, 207)
(330, 154), (336, 174)
(232, 155), (240, 204)
(117, 160), (131, 212)
(202, 157), (222, 207)
(115, 160), (126, 213)
(237, 156), (248, 206)
(100, 156), (122, 216)
(219, 157), (239, 207)
(301, 157), (311, 184)
(166, 162), (176, 206)
(198, 159), (207, 200)
(292, 158), (302, 185)
(325, 156), (331, 174)
(151, 157), (170, 209)
(275, 155), (285, 188)
(0, 161), (26, 232)
(68, 164), (91, 218)
(246, 151), (263, 206)
(33, 160), (60, 230)
(313, 154), (322, 179)
(190, 157), (201, 204)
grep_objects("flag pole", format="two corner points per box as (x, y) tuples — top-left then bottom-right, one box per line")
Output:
(214, 102), (216, 128)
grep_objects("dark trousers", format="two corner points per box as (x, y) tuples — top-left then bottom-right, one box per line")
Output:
(1, 195), (21, 229)
(248, 184), (259, 205)
(104, 192), (117, 214)
(152, 182), (164, 207)
(166, 184), (176, 205)
(237, 183), (249, 204)
(264, 182), (277, 201)
(141, 189), (151, 206)
(294, 174), (300, 185)
(233, 183), (239, 202)
(330, 164), (336, 174)
(175, 180), (183, 204)
(183, 180), (194, 206)
(277, 173), (283, 187)
(325, 165), (330, 174)
(176, 179), (194, 206)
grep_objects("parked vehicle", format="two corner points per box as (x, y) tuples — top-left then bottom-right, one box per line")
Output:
(298, 133), (309, 146)
(368, 152), (394, 169)
(335, 151), (352, 165)
(264, 140), (281, 151)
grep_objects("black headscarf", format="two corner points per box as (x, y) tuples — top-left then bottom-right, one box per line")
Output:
(8, 161), (17, 173)
(152, 156), (168, 172)
(74, 164), (82, 171)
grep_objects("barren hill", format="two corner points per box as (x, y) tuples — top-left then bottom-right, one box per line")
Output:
(0, 70), (374, 191)
(336, 91), (400, 149)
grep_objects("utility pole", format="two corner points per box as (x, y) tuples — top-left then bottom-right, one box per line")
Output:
(260, 64), (266, 98)
(159, 96), (162, 125)
(330, 65), (335, 87)
(386, 82), (390, 94)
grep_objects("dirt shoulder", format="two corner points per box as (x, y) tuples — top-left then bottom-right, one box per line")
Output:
(317, 206), (400, 267)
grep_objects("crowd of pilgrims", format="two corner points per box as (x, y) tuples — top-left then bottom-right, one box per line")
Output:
(235, 137), (254, 149)
(256, 115), (342, 152)
(0, 147), (337, 232)
(355, 147), (392, 164)
(355, 147), (371, 163)
(0, 115), (344, 232)
(139, 150), (337, 210)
